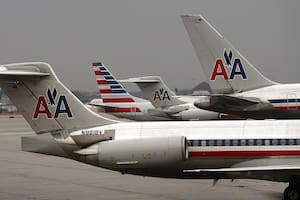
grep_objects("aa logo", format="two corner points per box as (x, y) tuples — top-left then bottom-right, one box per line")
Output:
(153, 88), (170, 101)
(33, 88), (73, 119)
(210, 49), (247, 80)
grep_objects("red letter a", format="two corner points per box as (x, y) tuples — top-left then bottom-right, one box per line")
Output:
(210, 59), (228, 80)
(153, 91), (161, 101)
(33, 96), (52, 119)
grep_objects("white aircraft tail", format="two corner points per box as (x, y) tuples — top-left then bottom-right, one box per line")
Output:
(92, 62), (142, 113)
(0, 62), (116, 135)
(181, 15), (276, 94)
(120, 76), (183, 108)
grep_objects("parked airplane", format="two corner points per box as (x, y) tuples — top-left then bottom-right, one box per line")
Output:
(0, 62), (299, 199)
(182, 15), (300, 119)
(90, 62), (221, 120)
(120, 76), (222, 120)
(89, 62), (169, 121)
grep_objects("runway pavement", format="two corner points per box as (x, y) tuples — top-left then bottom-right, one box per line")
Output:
(0, 114), (287, 200)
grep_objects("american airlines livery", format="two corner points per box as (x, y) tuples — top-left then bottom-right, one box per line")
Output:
(89, 62), (168, 121)
(120, 76), (221, 120)
(182, 15), (300, 119)
(0, 62), (299, 199)
(91, 62), (221, 120)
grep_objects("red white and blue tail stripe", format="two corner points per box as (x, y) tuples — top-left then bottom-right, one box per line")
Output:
(92, 62), (141, 113)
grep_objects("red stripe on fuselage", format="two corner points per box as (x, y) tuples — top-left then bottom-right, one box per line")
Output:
(275, 106), (300, 110)
(104, 107), (141, 113)
(189, 150), (300, 157)
(219, 114), (240, 119)
(102, 98), (135, 103)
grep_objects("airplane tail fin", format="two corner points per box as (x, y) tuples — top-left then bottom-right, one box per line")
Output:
(92, 62), (142, 113)
(181, 15), (276, 94)
(120, 76), (183, 108)
(0, 62), (117, 135)
(92, 62), (136, 103)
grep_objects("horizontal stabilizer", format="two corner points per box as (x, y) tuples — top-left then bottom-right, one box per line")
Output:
(119, 76), (161, 83)
(0, 64), (49, 79)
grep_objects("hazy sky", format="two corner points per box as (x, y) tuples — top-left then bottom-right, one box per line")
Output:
(0, 0), (299, 92)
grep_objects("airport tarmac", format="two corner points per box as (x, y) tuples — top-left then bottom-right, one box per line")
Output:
(0, 115), (288, 200)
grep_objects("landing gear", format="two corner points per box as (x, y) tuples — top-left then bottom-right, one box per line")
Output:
(284, 176), (300, 200)
(284, 187), (300, 200)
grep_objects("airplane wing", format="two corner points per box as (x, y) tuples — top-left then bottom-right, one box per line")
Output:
(119, 76), (161, 83)
(194, 95), (274, 113)
(88, 102), (119, 109)
(148, 104), (190, 117)
(211, 95), (261, 106)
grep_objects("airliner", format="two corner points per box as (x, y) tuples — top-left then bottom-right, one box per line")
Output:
(182, 15), (300, 119)
(0, 62), (299, 199)
(90, 62), (221, 120)
(120, 76), (222, 120)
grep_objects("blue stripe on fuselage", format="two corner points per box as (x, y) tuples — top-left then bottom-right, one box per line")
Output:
(269, 99), (300, 103)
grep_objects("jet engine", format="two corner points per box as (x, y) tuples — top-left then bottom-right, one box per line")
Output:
(76, 136), (188, 169)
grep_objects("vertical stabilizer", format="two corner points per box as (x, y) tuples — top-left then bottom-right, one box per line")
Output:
(91, 62), (143, 113)
(0, 62), (117, 134)
(92, 62), (136, 104)
(181, 15), (276, 94)
(120, 76), (184, 108)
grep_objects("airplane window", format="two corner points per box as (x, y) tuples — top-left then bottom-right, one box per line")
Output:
(232, 140), (238, 146)
(193, 140), (199, 147)
(240, 139), (246, 146)
(265, 139), (270, 146)
(256, 139), (262, 146)
(248, 139), (254, 146)
(201, 140), (206, 146)
(272, 139), (278, 145)
(225, 140), (230, 146)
